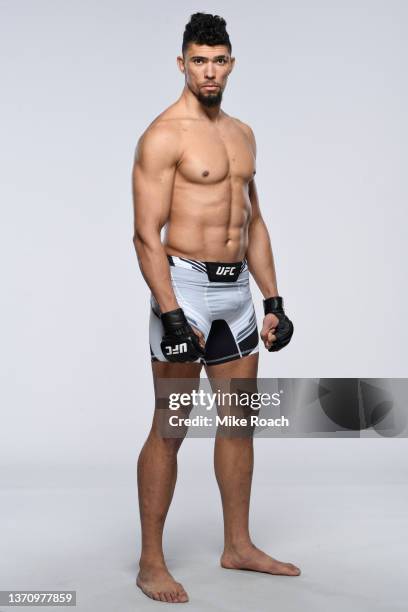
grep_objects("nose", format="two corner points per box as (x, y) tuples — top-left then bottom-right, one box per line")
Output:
(204, 62), (216, 79)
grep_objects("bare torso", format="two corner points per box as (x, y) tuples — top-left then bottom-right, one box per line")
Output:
(152, 105), (256, 262)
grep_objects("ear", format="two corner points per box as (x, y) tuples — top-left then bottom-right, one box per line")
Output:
(229, 56), (236, 73)
(176, 55), (185, 74)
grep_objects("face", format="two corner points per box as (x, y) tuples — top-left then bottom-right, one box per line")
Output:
(178, 43), (235, 107)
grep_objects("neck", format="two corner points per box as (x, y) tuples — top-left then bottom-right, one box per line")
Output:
(180, 85), (223, 122)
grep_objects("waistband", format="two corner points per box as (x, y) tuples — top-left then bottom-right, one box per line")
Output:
(167, 254), (248, 282)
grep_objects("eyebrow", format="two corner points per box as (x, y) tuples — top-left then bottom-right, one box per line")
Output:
(190, 55), (228, 60)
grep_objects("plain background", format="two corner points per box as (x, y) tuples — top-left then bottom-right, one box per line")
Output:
(1, 1), (407, 610)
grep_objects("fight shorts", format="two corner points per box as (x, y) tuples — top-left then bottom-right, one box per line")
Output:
(149, 255), (259, 365)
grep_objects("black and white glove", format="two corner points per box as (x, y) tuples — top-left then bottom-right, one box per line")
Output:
(263, 296), (294, 352)
(160, 308), (204, 362)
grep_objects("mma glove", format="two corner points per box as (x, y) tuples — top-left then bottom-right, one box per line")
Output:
(263, 296), (294, 352)
(160, 308), (204, 362)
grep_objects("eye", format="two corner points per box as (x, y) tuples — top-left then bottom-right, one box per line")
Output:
(193, 58), (203, 64)
(217, 58), (226, 64)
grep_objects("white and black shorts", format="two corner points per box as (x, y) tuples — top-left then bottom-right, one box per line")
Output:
(149, 255), (259, 366)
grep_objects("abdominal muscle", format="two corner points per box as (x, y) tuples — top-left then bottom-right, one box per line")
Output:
(163, 182), (252, 263)
(164, 224), (247, 262)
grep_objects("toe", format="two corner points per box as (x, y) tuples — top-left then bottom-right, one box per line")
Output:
(176, 585), (189, 603)
(178, 591), (189, 603)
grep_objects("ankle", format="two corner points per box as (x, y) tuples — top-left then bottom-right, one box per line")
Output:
(139, 555), (167, 571)
(223, 538), (254, 555)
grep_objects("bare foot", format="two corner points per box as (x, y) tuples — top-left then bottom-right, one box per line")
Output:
(136, 565), (189, 603)
(221, 543), (301, 576)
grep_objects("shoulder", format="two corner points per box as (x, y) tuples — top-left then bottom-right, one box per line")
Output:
(229, 116), (256, 153)
(135, 117), (182, 166)
(138, 113), (180, 149)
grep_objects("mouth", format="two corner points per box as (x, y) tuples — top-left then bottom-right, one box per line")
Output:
(202, 84), (219, 91)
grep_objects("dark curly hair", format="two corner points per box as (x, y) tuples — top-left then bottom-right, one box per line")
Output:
(182, 12), (232, 56)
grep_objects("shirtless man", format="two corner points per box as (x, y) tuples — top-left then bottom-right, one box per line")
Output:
(132, 13), (298, 604)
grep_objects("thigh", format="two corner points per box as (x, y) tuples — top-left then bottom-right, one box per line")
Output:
(152, 359), (203, 382)
(205, 353), (259, 437)
(204, 351), (259, 380)
(150, 360), (203, 438)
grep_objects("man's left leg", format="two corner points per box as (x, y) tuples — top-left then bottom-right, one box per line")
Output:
(205, 352), (301, 576)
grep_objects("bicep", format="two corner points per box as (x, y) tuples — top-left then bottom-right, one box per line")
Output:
(249, 178), (262, 223)
(132, 127), (179, 239)
(240, 123), (262, 223)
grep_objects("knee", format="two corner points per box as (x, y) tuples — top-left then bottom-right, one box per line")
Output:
(160, 435), (184, 454)
(150, 429), (185, 454)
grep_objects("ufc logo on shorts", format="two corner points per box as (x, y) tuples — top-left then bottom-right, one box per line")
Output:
(165, 342), (188, 355)
(216, 266), (236, 276)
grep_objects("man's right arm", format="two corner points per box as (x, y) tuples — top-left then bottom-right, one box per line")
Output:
(132, 123), (180, 312)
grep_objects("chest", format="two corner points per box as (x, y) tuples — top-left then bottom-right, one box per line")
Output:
(177, 123), (256, 184)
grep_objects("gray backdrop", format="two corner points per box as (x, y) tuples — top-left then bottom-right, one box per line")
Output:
(1, 1), (407, 611)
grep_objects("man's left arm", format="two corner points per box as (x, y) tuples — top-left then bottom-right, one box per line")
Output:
(246, 178), (279, 299)
(244, 125), (294, 352)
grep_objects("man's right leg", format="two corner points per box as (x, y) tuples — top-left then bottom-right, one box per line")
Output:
(136, 359), (202, 603)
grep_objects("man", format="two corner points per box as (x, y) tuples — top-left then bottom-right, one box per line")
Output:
(132, 12), (299, 604)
